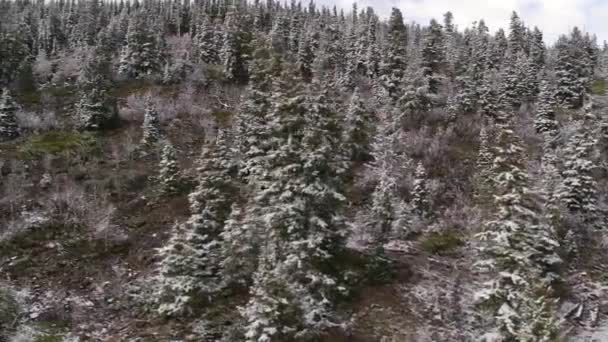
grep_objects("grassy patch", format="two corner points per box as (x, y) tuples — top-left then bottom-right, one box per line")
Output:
(420, 231), (463, 255)
(17, 90), (42, 106)
(211, 110), (233, 128)
(113, 80), (156, 98)
(18, 130), (98, 158)
(35, 335), (63, 342)
(591, 79), (608, 95)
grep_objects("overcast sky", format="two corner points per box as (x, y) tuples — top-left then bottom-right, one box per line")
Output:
(316, 0), (607, 44)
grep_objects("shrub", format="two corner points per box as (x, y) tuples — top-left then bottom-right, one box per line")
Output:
(419, 231), (463, 255)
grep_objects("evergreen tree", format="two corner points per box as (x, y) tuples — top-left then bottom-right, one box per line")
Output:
(194, 17), (219, 64)
(508, 11), (525, 55)
(220, 9), (249, 83)
(343, 89), (374, 162)
(554, 28), (593, 109)
(476, 112), (560, 340)
(0, 29), (30, 87)
(141, 98), (161, 146)
(412, 162), (431, 219)
(534, 80), (559, 136)
(76, 37), (117, 130)
(240, 74), (348, 340)
(382, 7), (408, 99)
(557, 123), (600, 223)
(118, 11), (164, 78)
(420, 19), (445, 93)
(368, 166), (397, 255)
(158, 140), (180, 195)
(0, 88), (19, 141)
(475, 125), (493, 203)
(155, 130), (237, 316)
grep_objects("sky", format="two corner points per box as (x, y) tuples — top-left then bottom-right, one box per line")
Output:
(316, 0), (607, 44)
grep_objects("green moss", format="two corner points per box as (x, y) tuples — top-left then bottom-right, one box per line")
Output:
(19, 130), (98, 158)
(420, 231), (463, 255)
(591, 79), (608, 95)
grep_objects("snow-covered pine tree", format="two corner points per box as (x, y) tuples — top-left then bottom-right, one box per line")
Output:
(529, 27), (546, 71)
(420, 18), (444, 94)
(194, 17), (219, 64)
(412, 162), (431, 219)
(478, 73), (499, 118)
(0, 88), (20, 142)
(118, 10), (163, 78)
(240, 72), (348, 340)
(534, 80), (559, 136)
(220, 8), (249, 83)
(235, 43), (280, 184)
(508, 11), (525, 56)
(488, 28), (508, 70)
(155, 129), (237, 316)
(76, 36), (117, 130)
(475, 125), (494, 203)
(343, 88), (374, 162)
(368, 165), (397, 255)
(557, 122), (600, 223)
(158, 140), (180, 195)
(141, 97), (161, 146)
(498, 52), (525, 109)
(296, 32), (314, 83)
(475, 112), (561, 340)
(554, 28), (593, 109)
(382, 7), (408, 100)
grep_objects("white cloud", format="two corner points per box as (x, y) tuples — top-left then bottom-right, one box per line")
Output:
(315, 0), (606, 44)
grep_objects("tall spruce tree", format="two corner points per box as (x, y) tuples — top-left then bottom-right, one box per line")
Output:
(155, 130), (237, 316)
(0, 88), (19, 141)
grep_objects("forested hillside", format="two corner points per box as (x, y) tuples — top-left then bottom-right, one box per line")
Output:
(1, 0), (608, 341)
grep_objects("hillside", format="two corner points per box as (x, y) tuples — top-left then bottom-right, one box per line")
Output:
(2, 1), (608, 341)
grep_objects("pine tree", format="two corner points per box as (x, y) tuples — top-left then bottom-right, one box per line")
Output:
(557, 123), (599, 223)
(382, 7), (408, 99)
(489, 28), (508, 70)
(420, 19), (445, 93)
(412, 162), (431, 219)
(478, 73), (500, 118)
(0, 88), (19, 141)
(220, 201), (259, 287)
(508, 11), (525, 55)
(221, 9), (249, 83)
(194, 17), (219, 64)
(534, 80), (559, 136)
(368, 166), (397, 255)
(76, 38), (117, 130)
(475, 125), (494, 203)
(118, 11), (164, 78)
(155, 130), (237, 316)
(343, 89), (374, 162)
(475, 112), (560, 340)
(529, 27), (546, 71)
(158, 141), (180, 195)
(239, 74), (348, 340)
(554, 28), (593, 109)
(141, 98), (161, 146)
(296, 32), (314, 83)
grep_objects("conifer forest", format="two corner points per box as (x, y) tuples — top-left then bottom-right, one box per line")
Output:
(2, 0), (608, 340)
